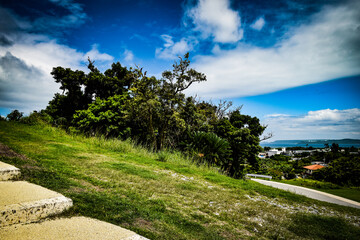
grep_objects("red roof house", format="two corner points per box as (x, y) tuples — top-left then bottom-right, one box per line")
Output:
(303, 164), (325, 174)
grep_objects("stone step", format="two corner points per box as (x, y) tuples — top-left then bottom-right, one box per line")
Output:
(0, 161), (21, 181)
(0, 216), (149, 240)
(0, 181), (72, 227)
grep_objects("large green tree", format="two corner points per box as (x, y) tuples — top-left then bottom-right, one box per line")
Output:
(215, 110), (266, 178)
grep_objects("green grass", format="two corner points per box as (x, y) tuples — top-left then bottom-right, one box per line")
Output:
(278, 178), (360, 202)
(1, 121), (360, 239)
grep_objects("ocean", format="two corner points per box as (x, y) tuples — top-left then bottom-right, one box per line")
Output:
(260, 140), (360, 148)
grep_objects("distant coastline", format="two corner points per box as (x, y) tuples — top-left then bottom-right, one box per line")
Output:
(260, 139), (360, 148)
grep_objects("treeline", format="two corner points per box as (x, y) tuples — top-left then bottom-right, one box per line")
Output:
(4, 54), (268, 179)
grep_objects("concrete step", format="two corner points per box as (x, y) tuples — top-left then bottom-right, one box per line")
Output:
(0, 181), (72, 227)
(0, 216), (149, 240)
(0, 161), (21, 181)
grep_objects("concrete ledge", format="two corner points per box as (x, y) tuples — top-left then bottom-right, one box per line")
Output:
(0, 217), (149, 240)
(0, 182), (73, 227)
(0, 161), (20, 181)
(0, 196), (73, 227)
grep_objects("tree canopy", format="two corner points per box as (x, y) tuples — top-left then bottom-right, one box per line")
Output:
(45, 53), (267, 178)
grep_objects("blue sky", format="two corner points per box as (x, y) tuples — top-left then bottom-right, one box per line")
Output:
(0, 0), (359, 140)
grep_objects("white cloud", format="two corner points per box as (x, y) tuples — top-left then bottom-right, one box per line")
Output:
(250, 17), (265, 31)
(156, 35), (196, 59)
(185, 0), (243, 43)
(300, 109), (360, 122)
(187, 1), (360, 98)
(0, 52), (55, 113)
(263, 108), (360, 140)
(84, 44), (114, 62)
(123, 49), (134, 62)
(160, 34), (174, 47)
(265, 113), (291, 118)
(0, 7), (114, 114)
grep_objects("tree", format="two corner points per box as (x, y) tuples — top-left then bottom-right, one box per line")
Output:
(215, 110), (266, 178)
(73, 94), (130, 138)
(127, 68), (161, 149)
(331, 143), (340, 154)
(157, 53), (206, 149)
(46, 67), (89, 124)
(46, 60), (134, 125)
(85, 59), (134, 99)
(7, 110), (23, 121)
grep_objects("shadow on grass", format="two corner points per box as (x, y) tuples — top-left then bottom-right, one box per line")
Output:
(288, 213), (360, 240)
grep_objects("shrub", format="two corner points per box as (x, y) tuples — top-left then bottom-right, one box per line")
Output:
(20, 111), (52, 125)
(156, 151), (169, 162)
(187, 131), (232, 169)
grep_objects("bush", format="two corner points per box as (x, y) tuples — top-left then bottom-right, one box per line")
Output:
(20, 111), (52, 125)
(156, 151), (169, 162)
(187, 131), (232, 169)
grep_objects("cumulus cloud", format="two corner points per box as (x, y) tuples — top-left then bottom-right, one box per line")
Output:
(250, 17), (265, 31)
(185, 0), (243, 43)
(0, 52), (56, 112)
(263, 108), (360, 140)
(0, 6), (114, 113)
(156, 35), (196, 59)
(187, 0), (360, 98)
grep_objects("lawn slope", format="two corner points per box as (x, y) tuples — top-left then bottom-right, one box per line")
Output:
(0, 121), (359, 240)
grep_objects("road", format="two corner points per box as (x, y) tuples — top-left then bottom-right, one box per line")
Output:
(251, 178), (360, 209)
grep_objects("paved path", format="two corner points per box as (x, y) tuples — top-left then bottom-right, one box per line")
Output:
(251, 178), (360, 209)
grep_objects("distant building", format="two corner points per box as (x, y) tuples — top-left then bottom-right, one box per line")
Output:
(266, 148), (286, 157)
(303, 164), (325, 175)
(310, 161), (328, 167)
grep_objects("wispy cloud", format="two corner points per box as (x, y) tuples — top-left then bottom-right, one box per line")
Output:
(263, 108), (360, 140)
(123, 49), (134, 62)
(35, 0), (87, 32)
(187, 0), (360, 98)
(184, 0), (243, 43)
(250, 17), (265, 31)
(156, 35), (197, 59)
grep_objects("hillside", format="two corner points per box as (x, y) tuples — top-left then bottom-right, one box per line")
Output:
(0, 121), (359, 239)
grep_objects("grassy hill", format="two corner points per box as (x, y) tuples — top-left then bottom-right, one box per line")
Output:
(1, 121), (359, 239)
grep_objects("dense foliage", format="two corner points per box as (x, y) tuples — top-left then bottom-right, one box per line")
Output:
(313, 156), (360, 186)
(45, 53), (266, 178)
(5, 54), (267, 178)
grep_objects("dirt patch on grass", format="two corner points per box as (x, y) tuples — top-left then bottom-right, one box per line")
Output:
(21, 164), (42, 170)
(133, 218), (156, 232)
(0, 142), (29, 160)
(72, 179), (105, 192)
(67, 186), (86, 193)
